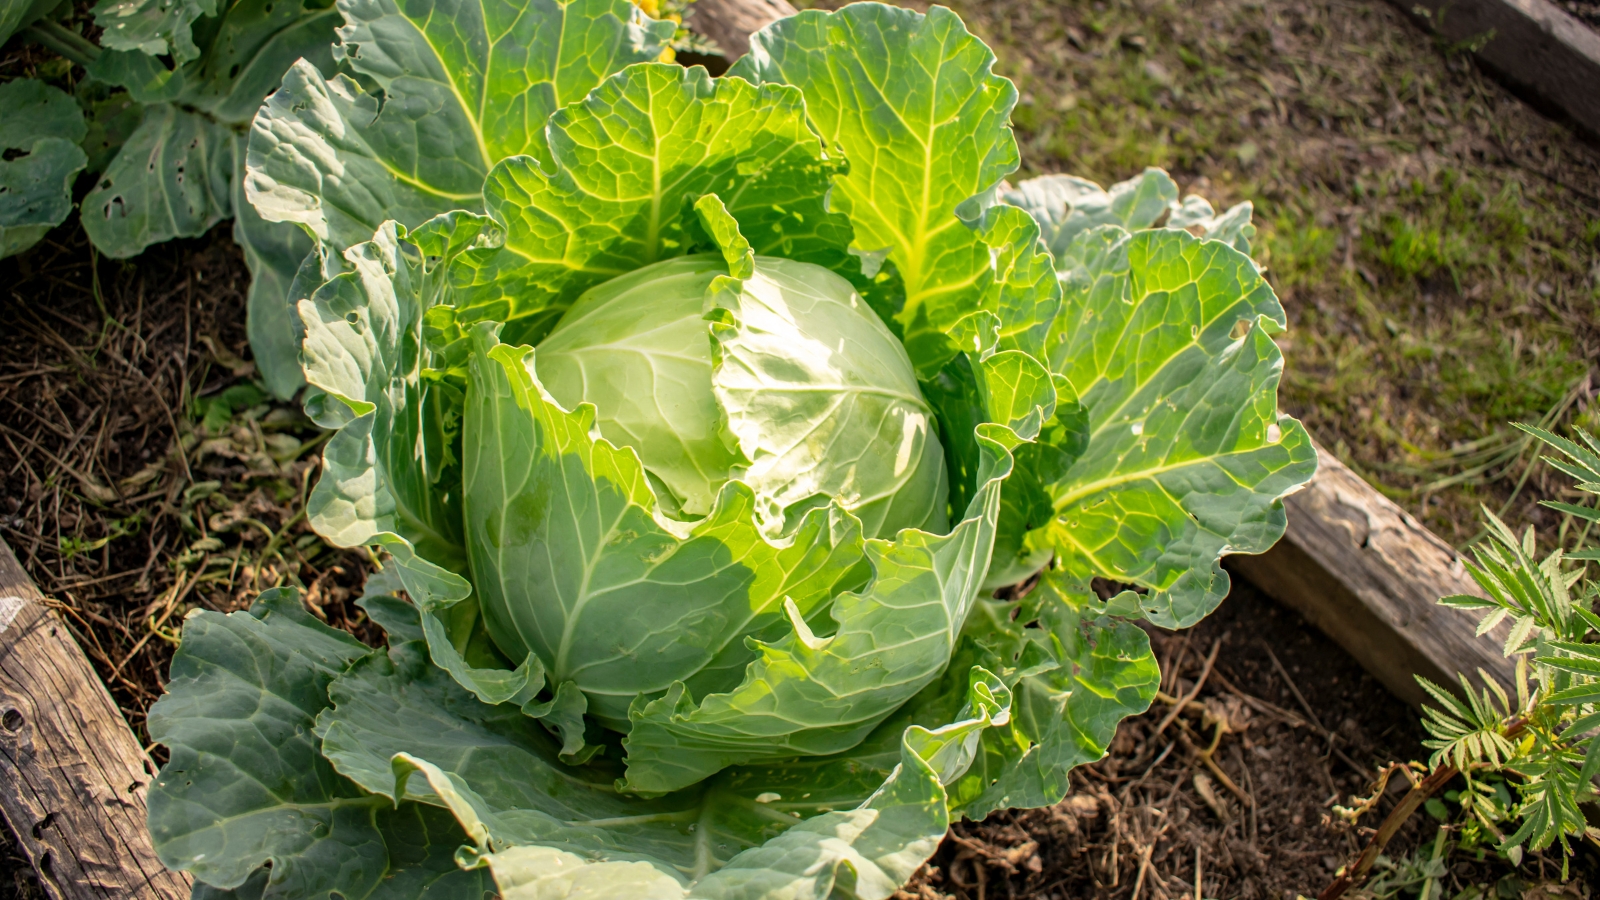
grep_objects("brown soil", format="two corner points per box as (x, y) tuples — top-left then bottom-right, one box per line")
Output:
(0, 223), (375, 895)
(895, 577), (1585, 900)
(0, 225), (375, 746)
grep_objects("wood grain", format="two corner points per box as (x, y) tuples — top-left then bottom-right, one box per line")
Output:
(1394, 0), (1600, 139)
(683, 0), (797, 59)
(1231, 441), (1513, 708)
(0, 537), (189, 900)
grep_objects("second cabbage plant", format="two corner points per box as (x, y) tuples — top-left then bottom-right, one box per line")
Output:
(146, 1), (1318, 896)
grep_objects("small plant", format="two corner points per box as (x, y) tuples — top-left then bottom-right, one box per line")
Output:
(1323, 424), (1600, 899)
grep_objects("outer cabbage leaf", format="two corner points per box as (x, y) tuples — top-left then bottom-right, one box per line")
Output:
(1167, 193), (1256, 256)
(144, 589), (492, 897)
(921, 304), (1083, 592)
(758, 571), (1157, 824)
(310, 594), (1009, 898)
(948, 575), (1159, 819)
(244, 0), (673, 255)
(317, 595), (802, 872)
(235, 160), (318, 398)
(1002, 168), (1175, 264)
(299, 220), (468, 565)
(1034, 226), (1316, 627)
(731, 4), (1031, 375)
(455, 63), (852, 341)
(92, 0), (214, 62)
(296, 214), (557, 710)
(0, 79), (87, 258)
(1003, 168), (1256, 264)
(81, 104), (234, 258)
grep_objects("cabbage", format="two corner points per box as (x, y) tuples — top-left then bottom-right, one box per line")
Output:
(144, 3), (1317, 897)
(531, 254), (948, 536)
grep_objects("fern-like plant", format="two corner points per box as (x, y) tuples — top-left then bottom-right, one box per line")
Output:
(1323, 425), (1600, 899)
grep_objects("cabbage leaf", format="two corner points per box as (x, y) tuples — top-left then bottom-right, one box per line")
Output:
(0, 79), (87, 259)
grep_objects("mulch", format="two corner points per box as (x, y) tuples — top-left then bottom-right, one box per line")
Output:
(0, 223), (382, 899)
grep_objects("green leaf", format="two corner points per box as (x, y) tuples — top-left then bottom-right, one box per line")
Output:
(184, 0), (340, 125)
(77, 86), (145, 173)
(0, 0), (59, 47)
(244, 0), (672, 255)
(234, 146), (317, 398)
(147, 589), (491, 897)
(1167, 194), (1256, 257)
(459, 63), (851, 339)
(731, 4), (1024, 376)
(0, 78), (86, 148)
(1576, 735), (1600, 793)
(618, 424), (1018, 794)
(314, 595), (995, 898)
(1003, 168), (1177, 263)
(926, 311), (1059, 502)
(90, 0), (340, 125)
(1005, 168), (1257, 263)
(299, 221), (467, 565)
(694, 193), (754, 279)
(0, 80), (88, 259)
(1034, 226), (1317, 627)
(971, 203), (1064, 363)
(706, 253), (951, 539)
(947, 575), (1159, 819)
(317, 610), (789, 871)
(923, 310), (1070, 592)
(299, 215), (555, 709)
(92, 0), (215, 62)
(79, 0), (340, 269)
(80, 103), (234, 258)
(478, 847), (686, 899)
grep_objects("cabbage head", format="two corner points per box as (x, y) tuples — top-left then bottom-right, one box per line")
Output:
(144, 2), (1317, 897)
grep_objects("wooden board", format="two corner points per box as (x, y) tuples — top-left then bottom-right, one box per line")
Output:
(0, 537), (190, 900)
(1395, 0), (1600, 139)
(1231, 441), (1513, 709)
(683, 0), (797, 59)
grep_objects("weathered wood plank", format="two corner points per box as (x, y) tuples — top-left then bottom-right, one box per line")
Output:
(1394, 0), (1600, 139)
(683, 0), (796, 59)
(1231, 442), (1512, 708)
(0, 537), (189, 900)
